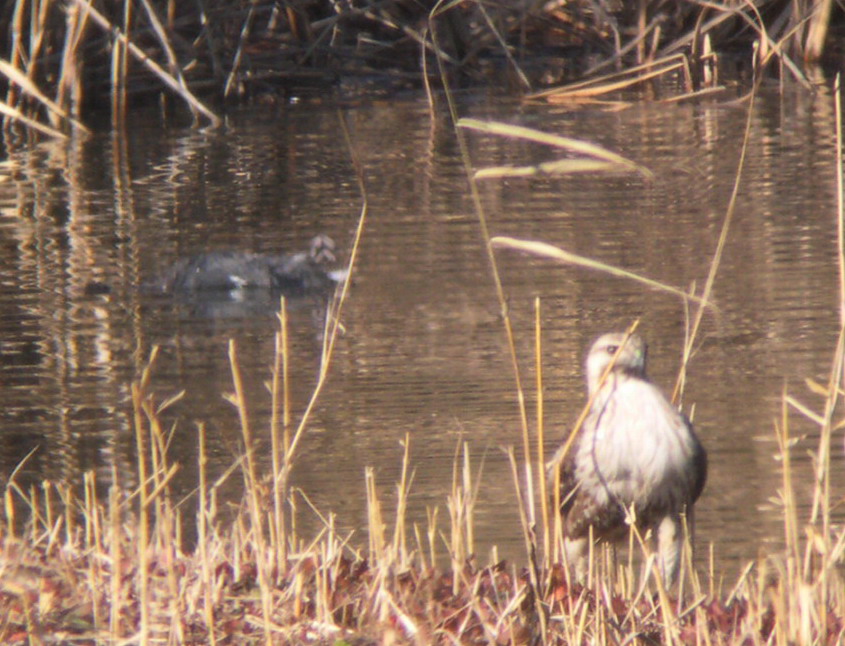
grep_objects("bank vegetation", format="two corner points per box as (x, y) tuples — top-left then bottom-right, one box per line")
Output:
(0, 0), (842, 134)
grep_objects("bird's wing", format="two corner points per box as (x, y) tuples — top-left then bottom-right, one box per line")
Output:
(550, 428), (628, 539)
(688, 421), (708, 504)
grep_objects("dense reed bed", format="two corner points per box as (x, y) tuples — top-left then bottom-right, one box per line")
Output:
(0, 0), (840, 134)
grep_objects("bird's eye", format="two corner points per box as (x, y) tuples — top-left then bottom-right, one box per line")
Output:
(606, 345), (618, 354)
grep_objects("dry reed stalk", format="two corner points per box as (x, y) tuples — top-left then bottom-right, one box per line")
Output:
(443, 441), (484, 600)
(505, 446), (548, 642)
(2, 452), (32, 539)
(365, 466), (386, 561)
(778, 390), (801, 583)
(662, 8), (730, 61)
(82, 470), (100, 554)
(108, 466), (123, 640)
(551, 451), (563, 566)
(628, 521), (680, 644)
(4, 0), (27, 111)
(84, 473), (106, 635)
(425, 505), (439, 571)
(197, 422), (218, 646)
(475, 0), (530, 90)
(489, 238), (718, 318)
(357, 1), (457, 68)
(131, 365), (152, 644)
(69, 0), (221, 127)
(430, 11), (534, 524)
(800, 71), (845, 636)
(635, 0), (647, 65)
(0, 98), (68, 139)
(285, 117), (366, 465)
(391, 434), (413, 568)
(55, 2), (89, 127)
(584, 10), (663, 78)
(528, 53), (690, 103)
(227, 339), (274, 646)
(138, 0), (198, 121)
(411, 521), (426, 572)
(138, 362), (186, 642)
(7, 0), (50, 112)
(490, 158), (631, 178)
(671, 84), (756, 403)
(109, 0), (131, 127)
(726, 0), (811, 88)
(535, 297), (551, 573)
(40, 480), (54, 547)
(59, 482), (75, 549)
(224, 3), (257, 99)
(269, 297), (290, 572)
(804, 0), (833, 61)
(836, 74), (845, 317)
(459, 118), (652, 178)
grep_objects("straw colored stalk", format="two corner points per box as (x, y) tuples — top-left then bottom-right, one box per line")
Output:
(54, 0), (94, 126)
(226, 339), (274, 646)
(69, 0), (221, 127)
(804, 0), (833, 61)
(527, 53), (692, 103)
(269, 297), (291, 573)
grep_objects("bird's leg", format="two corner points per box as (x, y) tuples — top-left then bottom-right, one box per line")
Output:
(683, 506), (696, 561)
(655, 514), (682, 587)
(564, 536), (589, 584)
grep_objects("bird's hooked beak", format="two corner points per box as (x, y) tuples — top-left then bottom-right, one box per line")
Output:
(624, 338), (647, 373)
(633, 344), (645, 365)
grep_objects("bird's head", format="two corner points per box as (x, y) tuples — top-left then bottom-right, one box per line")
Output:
(309, 234), (337, 264)
(585, 332), (647, 394)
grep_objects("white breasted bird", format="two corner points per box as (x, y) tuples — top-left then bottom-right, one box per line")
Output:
(547, 332), (707, 586)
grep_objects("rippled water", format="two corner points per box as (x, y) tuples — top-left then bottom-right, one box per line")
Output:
(1, 82), (842, 578)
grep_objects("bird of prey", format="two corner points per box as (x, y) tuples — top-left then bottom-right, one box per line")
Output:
(547, 332), (707, 586)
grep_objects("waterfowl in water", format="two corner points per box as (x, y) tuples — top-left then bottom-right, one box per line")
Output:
(546, 332), (707, 586)
(151, 234), (346, 297)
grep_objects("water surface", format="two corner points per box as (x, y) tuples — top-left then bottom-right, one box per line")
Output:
(0, 82), (842, 579)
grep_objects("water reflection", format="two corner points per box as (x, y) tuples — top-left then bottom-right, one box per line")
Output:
(0, 84), (843, 578)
